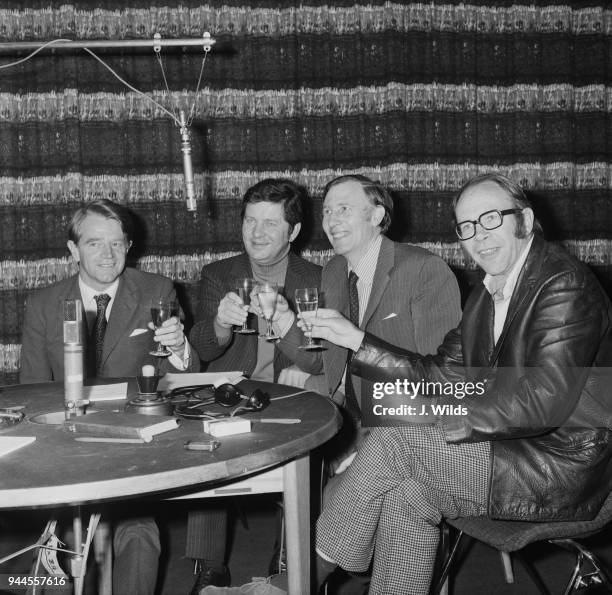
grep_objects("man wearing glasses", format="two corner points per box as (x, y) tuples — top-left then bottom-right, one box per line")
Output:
(307, 172), (612, 594)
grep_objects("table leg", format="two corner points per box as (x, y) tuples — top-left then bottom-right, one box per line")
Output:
(93, 521), (112, 595)
(283, 454), (310, 595)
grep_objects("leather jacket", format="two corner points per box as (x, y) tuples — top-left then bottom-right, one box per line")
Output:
(352, 236), (612, 521)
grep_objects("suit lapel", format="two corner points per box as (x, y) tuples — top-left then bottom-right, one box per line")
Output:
(101, 273), (140, 367)
(361, 236), (393, 328)
(283, 253), (303, 306)
(227, 254), (253, 286)
(490, 238), (544, 365)
(323, 257), (350, 392)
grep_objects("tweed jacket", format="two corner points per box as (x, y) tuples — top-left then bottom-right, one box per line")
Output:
(354, 235), (612, 521)
(189, 251), (321, 381)
(279, 235), (462, 411)
(19, 268), (197, 382)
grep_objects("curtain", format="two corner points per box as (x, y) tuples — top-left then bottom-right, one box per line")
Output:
(0, 1), (611, 384)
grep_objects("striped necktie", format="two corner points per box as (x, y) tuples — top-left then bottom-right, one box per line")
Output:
(93, 294), (111, 375)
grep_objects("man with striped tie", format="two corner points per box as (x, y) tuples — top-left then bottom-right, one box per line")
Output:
(19, 199), (197, 595)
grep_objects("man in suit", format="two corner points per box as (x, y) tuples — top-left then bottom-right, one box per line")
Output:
(20, 199), (195, 595)
(186, 178), (321, 591)
(272, 173), (461, 592)
(309, 173), (612, 594)
(278, 174), (461, 453)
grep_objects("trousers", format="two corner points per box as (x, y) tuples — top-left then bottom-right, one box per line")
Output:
(316, 424), (491, 595)
(113, 516), (160, 595)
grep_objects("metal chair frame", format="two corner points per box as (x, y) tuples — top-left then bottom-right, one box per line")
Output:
(432, 494), (612, 595)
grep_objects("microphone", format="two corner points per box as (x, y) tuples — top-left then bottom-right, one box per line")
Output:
(179, 110), (197, 211)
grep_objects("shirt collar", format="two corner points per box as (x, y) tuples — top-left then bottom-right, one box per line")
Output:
(79, 276), (120, 309)
(483, 235), (534, 301)
(349, 234), (383, 285)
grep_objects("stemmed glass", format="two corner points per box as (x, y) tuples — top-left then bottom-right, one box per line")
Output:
(257, 281), (279, 340)
(234, 278), (256, 334)
(295, 288), (322, 350)
(149, 299), (176, 357)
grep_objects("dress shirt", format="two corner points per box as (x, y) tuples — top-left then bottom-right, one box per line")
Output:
(78, 276), (191, 370)
(340, 234), (383, 392)
(483, 236), (533, 343)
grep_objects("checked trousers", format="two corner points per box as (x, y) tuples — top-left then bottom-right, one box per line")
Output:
(316, 424), (491, 595)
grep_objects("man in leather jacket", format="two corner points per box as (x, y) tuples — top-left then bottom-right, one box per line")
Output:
(306, 173), (612, 594)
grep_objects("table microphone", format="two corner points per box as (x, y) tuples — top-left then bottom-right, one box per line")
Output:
(63, 299), (85, 420)
(179, 110), (197, 212)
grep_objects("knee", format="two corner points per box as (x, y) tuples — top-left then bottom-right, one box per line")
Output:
(113, 517), (160, 556)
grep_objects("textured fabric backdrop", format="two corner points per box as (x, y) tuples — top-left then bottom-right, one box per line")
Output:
(0, 1), (611, 384)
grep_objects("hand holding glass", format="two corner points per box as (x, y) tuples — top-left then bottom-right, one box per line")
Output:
(150, 299), (176, 356)
(234, 278), (256, 334)
(295, 288), (321, 350)
(257, 281), (279, 340)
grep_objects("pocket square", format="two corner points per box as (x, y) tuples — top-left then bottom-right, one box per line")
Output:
(129, 328), (149, 337)
(382, 313), (398, 321)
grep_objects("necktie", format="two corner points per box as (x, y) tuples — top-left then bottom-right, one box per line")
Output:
(345, 272), (360, 417)
(93, 294), (111, 375)
(488, 274), (508, 304)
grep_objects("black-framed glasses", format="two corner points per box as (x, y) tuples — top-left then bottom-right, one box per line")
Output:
(455, 208), (522, 241)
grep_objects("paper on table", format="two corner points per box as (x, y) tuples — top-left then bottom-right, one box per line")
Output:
(158, 372), (245, 392)
(83, 383), (128, 402)
(0, 436), (36, 457)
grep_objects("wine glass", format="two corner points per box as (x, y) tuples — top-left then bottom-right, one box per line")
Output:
(149, 299), (176, 357)
(234, 278), (256, 334)
(295, 288), (322, 350)
(257, 281), (279, 340)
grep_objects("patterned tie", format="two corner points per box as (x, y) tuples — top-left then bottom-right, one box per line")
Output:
(489, 274), (508, 304)
(345, 271), (361, 417)
(93, 294), (111, 375)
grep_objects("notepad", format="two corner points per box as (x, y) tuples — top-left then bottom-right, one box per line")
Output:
(83, 383), (128, 401)
(67, 411), (179, 443)
(0, 436), (36, 457)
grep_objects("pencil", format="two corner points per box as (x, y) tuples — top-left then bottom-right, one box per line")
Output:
(74, 436), (148, 444)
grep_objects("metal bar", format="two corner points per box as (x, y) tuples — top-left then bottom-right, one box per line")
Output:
(0, 36), (216, 52)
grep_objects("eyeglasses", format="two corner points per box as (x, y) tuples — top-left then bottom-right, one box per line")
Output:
(322, 205), (370, 220)
(454, 208), (522, 241)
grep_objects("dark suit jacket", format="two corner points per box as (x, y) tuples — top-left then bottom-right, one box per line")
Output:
(189, 252), (322, 381)
(19, 268), (196, 382)
(280, 235), (462, 408)
(355, 235), (612, 520)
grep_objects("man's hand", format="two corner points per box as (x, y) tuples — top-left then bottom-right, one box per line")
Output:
(298, 308), (365, 351)
(215, 291), (248, 329)
(149, 316), (186, 356)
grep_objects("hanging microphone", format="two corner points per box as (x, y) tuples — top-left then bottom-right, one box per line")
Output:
(179, 110), (197, 211)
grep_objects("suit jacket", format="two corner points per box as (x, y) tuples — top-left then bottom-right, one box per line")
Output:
(19, 268), (196, 383)
(280, 235), (462, 410)
(354, 235), (612, 521)
(189, 252), (322, 381)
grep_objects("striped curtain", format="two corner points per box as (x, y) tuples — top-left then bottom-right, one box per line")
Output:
(1, 1), (611, 384)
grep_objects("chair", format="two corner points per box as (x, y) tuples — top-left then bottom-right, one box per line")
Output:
(433, 489), (612, 595)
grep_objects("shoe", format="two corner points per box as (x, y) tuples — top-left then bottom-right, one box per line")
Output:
(268, 543), (287, 576)
(189, 562), (231, 595)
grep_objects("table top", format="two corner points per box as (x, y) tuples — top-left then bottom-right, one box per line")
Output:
(0, 379), (341, 509)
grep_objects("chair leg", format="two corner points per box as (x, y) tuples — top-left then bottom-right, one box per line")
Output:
(500, 551), (514, 583)
(432, 527), (466, 595)
(513, 550), (551, 595)
(551, 538), (612, 595)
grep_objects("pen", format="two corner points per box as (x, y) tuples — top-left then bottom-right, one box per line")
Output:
(74, 437), (148, 444)
(254, 418), (301, 424)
